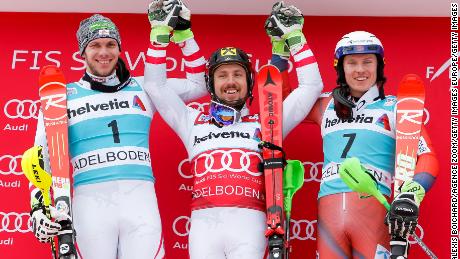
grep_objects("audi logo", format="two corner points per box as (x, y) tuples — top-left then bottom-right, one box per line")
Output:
(171, 215), (317, 241)
(289, 219), (317, 241)
(0, 212), (32, 233)
(172, 216), (190, 237)
(187, 102), (210, 112)
(194, 149), (262, 177)
(4, 99), (40, 119)
(180, 159), (322, 181)
(178, 158), (193, 179)
(302, 161), (323, 183)
(0, 155), (23, 176)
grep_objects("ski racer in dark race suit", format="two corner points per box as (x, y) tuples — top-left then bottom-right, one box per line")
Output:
(301, 31), (440, 258)
(25, 13), (207, 258)
(145, 1), (323, 258)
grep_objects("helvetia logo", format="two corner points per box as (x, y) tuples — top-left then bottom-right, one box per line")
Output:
(376, 114), (391, 131)
(67, 98), (130, 118)
(252, 128), (261, 142)
(132, 95), (146, 111)
(193, 131), (250, 145)
(325, 115), (374, 128)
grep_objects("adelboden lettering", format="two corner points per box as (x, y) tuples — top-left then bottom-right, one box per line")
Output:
(73, 150), (150, 170)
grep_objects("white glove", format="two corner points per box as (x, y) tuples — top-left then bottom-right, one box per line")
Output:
(169, 0), (194, 43)
(148, 0), (181, 28)
(265, 1), (305, 50)
(148, 0), (181, 45)
(167, 0), (190, 21)
(31, 205), (71, 243)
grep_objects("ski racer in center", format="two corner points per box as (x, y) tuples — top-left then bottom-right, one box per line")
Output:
(145, 1), (323, 258)
(22, 11), (207, 258)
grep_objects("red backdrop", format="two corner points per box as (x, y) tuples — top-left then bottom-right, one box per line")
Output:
(0, 13), (450, 258)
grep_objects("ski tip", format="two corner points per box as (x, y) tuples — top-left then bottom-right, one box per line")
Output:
(258, 64), (280, 74)
(39, 65), (66, 88)
(256, 64), (282, 88)
(398, 73), (425, 95)
(399, 74), (424, 87)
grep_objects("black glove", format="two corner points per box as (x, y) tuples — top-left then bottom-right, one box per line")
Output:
(385, 192), (419, 238)
(385, 192), (419, 259)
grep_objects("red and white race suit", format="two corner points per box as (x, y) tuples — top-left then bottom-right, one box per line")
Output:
(144, 41), (323, 259)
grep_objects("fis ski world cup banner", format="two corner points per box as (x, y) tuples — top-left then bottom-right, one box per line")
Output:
(0, 12), (451, 259)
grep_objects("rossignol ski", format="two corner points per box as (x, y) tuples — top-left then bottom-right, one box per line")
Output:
(394, 74), (425, 195)
(393, 74), (437, 259)
(257, 64), (286, 259)
(39, 65), (78, 259)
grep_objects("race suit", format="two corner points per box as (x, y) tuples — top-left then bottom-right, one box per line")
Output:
(32, 38), (207, 259)
(306, 85), (439, 258)
(144, 41), (323, 259)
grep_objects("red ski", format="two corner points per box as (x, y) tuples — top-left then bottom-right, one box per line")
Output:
(39, 65), (77, 259)
(257, 64), (286, 259)
(393, 74), (438, 258)
(394, 74), (425, 196)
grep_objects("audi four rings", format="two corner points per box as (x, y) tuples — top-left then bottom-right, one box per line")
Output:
(0, 212), (32, 233)
(179, 158), (323, 182)
(4, 99), (40, 119)
(171, 215), (319, 241)
(194, 149), (263, 177)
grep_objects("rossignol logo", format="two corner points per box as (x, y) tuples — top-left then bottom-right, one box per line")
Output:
(193, 131), (250, 146)
(67, 98), (130, 119)
(325, 115), (374, 128)
(60, 244), (70, 254)
(396, 97), (424, 136)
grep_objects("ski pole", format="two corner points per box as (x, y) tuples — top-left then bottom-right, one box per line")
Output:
(21, 146), (58, 259)
(338, 158), (437, 259)
(283, 160), (305, 259)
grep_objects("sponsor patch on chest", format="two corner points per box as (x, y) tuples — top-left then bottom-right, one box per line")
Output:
(193, 131), (251, 145)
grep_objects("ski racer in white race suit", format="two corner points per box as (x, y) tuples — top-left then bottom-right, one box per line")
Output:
(28, 12), (207, 258)
(303, 31), (440, 258)
(146, 1), (323, 258)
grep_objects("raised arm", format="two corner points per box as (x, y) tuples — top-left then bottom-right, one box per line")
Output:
(142, 0), (206, 103)
(264, 2), (323, 139)
(166, 38), (207, 102)
(144, 0), (198, 143)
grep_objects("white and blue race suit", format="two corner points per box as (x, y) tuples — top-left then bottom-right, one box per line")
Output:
(33, 38), (206, 259)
